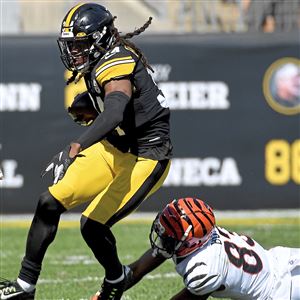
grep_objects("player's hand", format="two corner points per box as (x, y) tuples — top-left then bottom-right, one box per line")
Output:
(41, 145), (81, 184)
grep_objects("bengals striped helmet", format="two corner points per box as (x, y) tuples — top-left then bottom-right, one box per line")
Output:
(150, 197), (215, 258)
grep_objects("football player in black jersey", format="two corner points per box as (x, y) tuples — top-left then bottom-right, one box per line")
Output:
(0, 3), (172, 300)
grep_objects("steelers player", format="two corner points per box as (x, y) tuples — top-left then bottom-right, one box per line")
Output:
(0, 3), (172, 300)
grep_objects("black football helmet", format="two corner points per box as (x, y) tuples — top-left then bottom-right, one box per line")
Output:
(58, 3), (114, 73)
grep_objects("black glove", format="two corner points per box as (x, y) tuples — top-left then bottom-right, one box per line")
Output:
(41, 146), (77, 184)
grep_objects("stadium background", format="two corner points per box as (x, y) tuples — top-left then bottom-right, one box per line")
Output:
(0, 0), (299, 214)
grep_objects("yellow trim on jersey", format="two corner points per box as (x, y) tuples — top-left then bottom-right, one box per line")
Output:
(65, 3), (85, 32)
(95, 56), (133, 75)
(97, 62), (136, 85)
(96, 57), (135, 86)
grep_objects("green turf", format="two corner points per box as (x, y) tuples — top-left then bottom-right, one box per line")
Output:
(0, 222), (299, 300)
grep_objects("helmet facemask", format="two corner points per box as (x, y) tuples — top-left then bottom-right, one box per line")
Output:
(149, 214), (192, 258)
(58, 26), (113, 73)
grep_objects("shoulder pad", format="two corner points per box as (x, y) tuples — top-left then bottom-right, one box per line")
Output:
(94, 45), (136, 86)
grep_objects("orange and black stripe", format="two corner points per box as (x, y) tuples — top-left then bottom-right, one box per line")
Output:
(182, 198), (215, 236)
(161, 198), (215, 240)
(161, 205), (184, 240)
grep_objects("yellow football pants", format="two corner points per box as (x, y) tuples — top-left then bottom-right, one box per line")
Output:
(49, 140), (170, 226)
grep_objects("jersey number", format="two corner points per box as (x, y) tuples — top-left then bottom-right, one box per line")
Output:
(147, 69), (169, 108)
(224, 241), (263, 274)
(218, 228), (263, 274)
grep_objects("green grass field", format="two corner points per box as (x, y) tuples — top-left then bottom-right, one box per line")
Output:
(0, 217), (299, 300)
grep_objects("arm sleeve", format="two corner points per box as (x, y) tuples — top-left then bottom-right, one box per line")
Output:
(75, 91), (130, 150)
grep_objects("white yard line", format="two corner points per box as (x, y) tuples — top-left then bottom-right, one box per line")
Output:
(38, 272), (178, 285)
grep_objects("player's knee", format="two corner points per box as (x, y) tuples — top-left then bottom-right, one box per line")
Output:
(80, 215), (116, 245)
(36, 191), (66, 216)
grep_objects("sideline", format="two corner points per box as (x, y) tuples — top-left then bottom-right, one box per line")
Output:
(0, 209), (299, 228)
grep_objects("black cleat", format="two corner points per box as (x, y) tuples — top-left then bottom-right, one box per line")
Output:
(96, 279), (125, 300)
(95, 266), (133, 300)
(0, 279), (35, 300)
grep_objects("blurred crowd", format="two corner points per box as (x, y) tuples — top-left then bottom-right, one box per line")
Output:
(171, 0), (300, 33)
(1, 0), (300, 34)
(239, 0), (299, 32)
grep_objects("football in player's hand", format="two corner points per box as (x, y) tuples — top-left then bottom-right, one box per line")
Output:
(68, 91), (99, 126)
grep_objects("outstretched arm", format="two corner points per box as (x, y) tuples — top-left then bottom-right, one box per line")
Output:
(126, 249), (210, 299)
(126, 248), (167, 289)
(123, 248), (212, 300)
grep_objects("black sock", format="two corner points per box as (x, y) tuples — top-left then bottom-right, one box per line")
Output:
(80, 216), (123, 280)
(18, 192), (66, 284)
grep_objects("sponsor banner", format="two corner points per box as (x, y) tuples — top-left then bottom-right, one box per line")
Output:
(0, 83), (42, 111)
(0, 33), (299, 213)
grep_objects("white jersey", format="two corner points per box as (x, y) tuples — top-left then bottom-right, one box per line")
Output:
(175, 227), (300, 299)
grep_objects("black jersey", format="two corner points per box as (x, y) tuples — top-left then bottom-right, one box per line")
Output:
(84, 45), (172, 160)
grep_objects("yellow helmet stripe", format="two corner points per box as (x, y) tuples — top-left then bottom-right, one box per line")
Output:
(65, 3), (85, 32)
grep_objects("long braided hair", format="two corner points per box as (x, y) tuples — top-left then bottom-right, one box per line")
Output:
(67, 17), (153, 85)
(111, 16), (154, 72)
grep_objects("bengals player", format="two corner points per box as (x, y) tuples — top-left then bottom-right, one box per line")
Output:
(119, 197), (300, 300)
(0, 3), (172, 300)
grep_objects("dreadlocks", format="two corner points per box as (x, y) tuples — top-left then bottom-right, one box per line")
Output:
(110, 17), (154, 73)
(67, 16), (153, 85)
